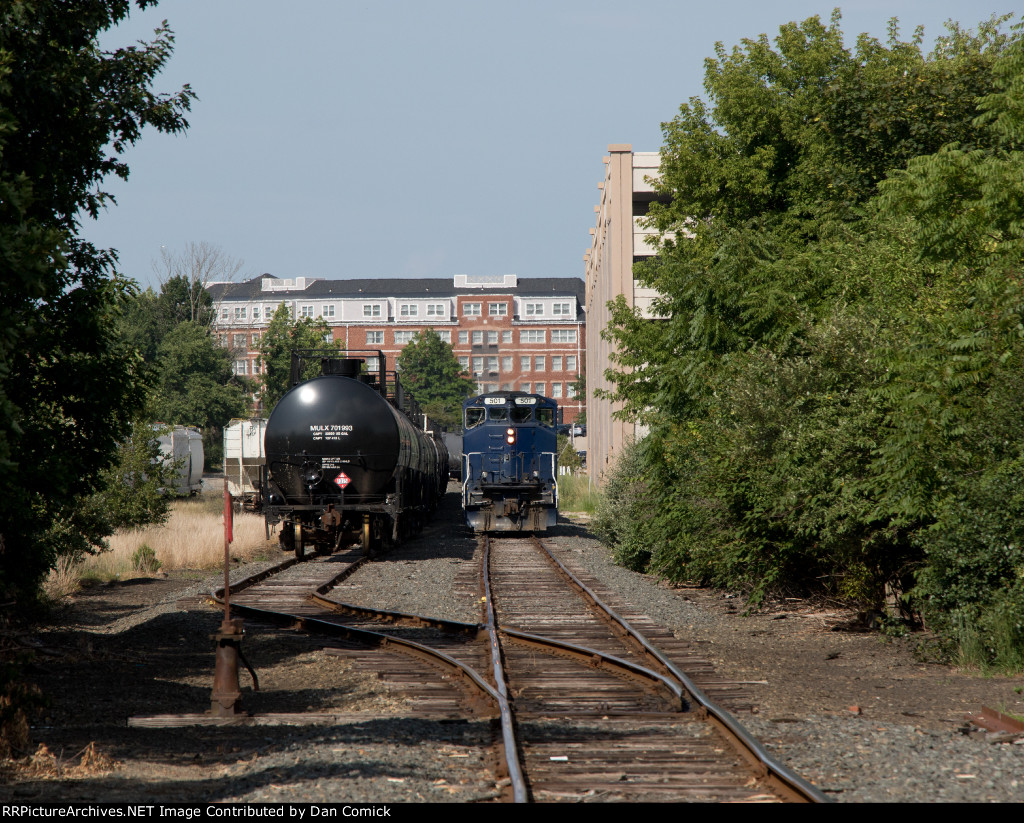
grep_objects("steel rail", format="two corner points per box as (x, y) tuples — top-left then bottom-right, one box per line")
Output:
(210, 554), (304, 601)
(481, 535), (530, 803)
(216, 599), (501, 717)
(499, 627), (686, 711)
(531, 537), (829, 804)
(310, 590), (481, 636)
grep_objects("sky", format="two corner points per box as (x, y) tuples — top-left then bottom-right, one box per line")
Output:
(84, 0), (1016, 292)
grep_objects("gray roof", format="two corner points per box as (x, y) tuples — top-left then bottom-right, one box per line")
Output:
(208, 275), (586, 303)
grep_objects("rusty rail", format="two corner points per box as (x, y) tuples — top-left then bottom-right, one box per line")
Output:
(530, 536), (829, 804)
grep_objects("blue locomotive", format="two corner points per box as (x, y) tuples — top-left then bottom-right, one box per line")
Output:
(461, 391), (558, 531)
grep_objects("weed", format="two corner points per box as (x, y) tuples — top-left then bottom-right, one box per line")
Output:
(557, 474), (599, 514)
(130, 544), (161, 574)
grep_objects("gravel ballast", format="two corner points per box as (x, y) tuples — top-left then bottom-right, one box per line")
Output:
(5, 487), (1024, 803)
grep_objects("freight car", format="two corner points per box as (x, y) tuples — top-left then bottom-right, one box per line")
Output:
(223, 417), (266, 510)
(261, 351), (449, 557)
(462, 391), (557, 531)
(155, 424), (204, 496)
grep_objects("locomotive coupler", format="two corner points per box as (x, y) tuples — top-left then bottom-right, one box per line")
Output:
(211, 617), (246, 717)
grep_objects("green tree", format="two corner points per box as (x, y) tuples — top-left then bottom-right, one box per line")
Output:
(0, 1), (194, 606)
(596, 11), (1024, 659)
(396, 329), (474, 427)
(258, 303), (340, 411)
(87, 420), (172, 532)
(149, 322), (250, 466)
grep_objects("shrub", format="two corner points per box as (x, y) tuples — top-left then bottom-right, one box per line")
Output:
(130, 543), (161, 574)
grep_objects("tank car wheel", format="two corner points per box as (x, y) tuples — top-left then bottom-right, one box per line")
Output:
(280, 521), (295, 552)
(360, 515), (374, 557)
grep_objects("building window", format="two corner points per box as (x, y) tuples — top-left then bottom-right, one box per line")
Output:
(534, 356), (545, 371)
(395, 330), (416, 344)
(486, 330), (498, 345)
(399, 303), (419, 318)
(484, 383), (499, 393)
(471, 356), (483, 375)
(323, 304), (335, 318)
(534, 383), (545, 396)
(365, 356), (380, 372)
(488, 302), (507, 316)
(520, 356), (531, 371)
(566, 355), (577, 371)
(520, 383), (531, 393)
(435, 329), (451, 343)
(233, 360), (248, 376)
(233, 334), (248, 349)
(501, 383), (512, 391)
(367, 331), (384, 345)
(552, 383), (562, 398)
(520, 330), (545, 343)
(567, 383), (576, 398)
(251, 333), (261, 347)
(363, 304), (382, 317)
(252, 307), (260, 321)
(221, 308), (229, 319)
(458, 356), (469, 371)
(551, 329), (577, 343)
(458, 331), (469, 345)
(323, 331), (334, 343)
(501, 356), (513, 372)
(552, 302), (572, 316)
(426, 303), (446, 317)
(234, 307), (247, 320)
(501, 330), (512, 344)
(472, 330), (483, 345)
(463, 302), (481, 316)
(486, 356), (498, 373)
(524, 302), (543, 316)
(552, 356), (562, 371)
(218, 334), (228, 346)
(300, 305), (314, 318)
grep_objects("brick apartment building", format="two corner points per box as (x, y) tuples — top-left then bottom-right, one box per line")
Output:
(208, 273), (586, 422)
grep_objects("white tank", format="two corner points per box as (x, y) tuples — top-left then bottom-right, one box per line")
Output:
(155, 424), (204, 495)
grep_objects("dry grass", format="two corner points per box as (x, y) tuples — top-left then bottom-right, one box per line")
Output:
(41, 556), (80, 602)
(44, 497), (273, 596)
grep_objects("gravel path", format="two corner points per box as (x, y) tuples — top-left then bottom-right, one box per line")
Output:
(6, 488), (1024, 803)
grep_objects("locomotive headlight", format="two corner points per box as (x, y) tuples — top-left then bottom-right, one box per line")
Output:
(505, 427), (516, 445)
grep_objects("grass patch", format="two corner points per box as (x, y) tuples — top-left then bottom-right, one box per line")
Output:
(558, 473), (600, 514)
(44, 496), (273, 597)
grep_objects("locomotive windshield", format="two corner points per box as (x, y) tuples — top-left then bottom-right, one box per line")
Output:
(465, 407), (485, 428)
(536, 408), (554, 426)
(510, 407), (532, 423)
(488, 408), (509, 421)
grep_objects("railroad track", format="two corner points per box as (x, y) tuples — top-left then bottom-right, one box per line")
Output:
(211, 547), (495, 720)
(208, 537), (826, 802)
(480, 534), (828, 803)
